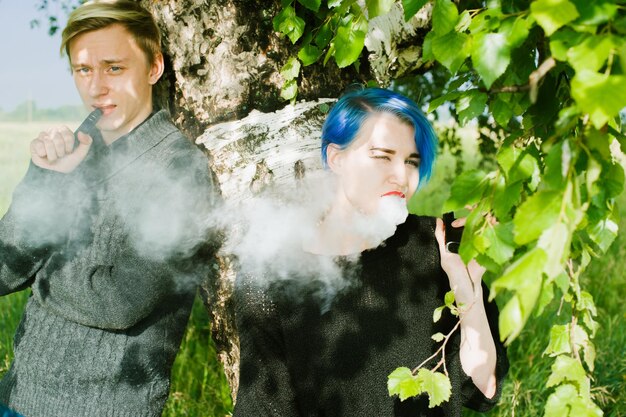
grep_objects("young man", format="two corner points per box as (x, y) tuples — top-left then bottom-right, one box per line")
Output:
(0, 1), (219, 416)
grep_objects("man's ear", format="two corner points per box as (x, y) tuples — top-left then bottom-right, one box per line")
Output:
(149, 53), (165, 85)
(326, 143), (343, 173)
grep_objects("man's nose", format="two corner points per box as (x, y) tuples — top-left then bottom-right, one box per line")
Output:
(88, 71), (108, 97)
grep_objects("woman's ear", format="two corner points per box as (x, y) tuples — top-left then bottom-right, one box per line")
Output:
(326, 143), (343, 173)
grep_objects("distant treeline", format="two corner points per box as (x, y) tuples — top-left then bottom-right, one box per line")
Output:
(0, 101), (86, 122)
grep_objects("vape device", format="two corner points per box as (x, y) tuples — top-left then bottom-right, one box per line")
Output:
(74, 108), (103, 146)
(443, 211), (463, 254)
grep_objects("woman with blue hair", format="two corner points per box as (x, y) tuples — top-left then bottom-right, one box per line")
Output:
(234, 87), (508, 416)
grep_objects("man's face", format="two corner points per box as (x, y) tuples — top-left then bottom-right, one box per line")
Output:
(69, 24), (163, 144)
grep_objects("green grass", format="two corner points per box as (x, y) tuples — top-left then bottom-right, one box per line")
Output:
(1, 122), (624, 416)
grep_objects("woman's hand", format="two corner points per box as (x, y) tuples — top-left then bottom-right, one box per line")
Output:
(435, 217), (498, 398)
(434, 217), (485, 306)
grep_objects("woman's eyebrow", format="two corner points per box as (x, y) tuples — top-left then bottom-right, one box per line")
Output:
(369, 147), (395, 154)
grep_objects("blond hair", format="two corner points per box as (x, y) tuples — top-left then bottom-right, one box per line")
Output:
(61, 0), (161, 65)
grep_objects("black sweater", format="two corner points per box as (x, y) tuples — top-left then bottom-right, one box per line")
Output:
(234, 215), (508, 417)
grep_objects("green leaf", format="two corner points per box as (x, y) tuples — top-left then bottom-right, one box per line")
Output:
(421, 30), (436, 63)
(428, 91), (462, 113)
(315, 20), (334, 49)
(530, 0), (580, 36)
(431, 31), (470, 74)
(469, 8), (502, 34)
(499, 16), (531, 49)
(538, 223), (570, 279)
(280, 56), (301, 80)
(493, 180), (522, 220)
(366, 0), (394, 18)
(443, 170), (488, 211)
(536, 279), (555, 316)
(493, 247), (547, 342)
(298, 45), (323, 66)
(513, 191), (562, 245)
(455, 10), (472, 33)
(567, 35), (617, 73)
(550, 29), (588, 62)
(431, 332), (445, 342)
(491, 96), (515, 127)
(484, 222), (516, 265)
(588, 217), (619, 253)
(498, 295), (524, 344)
(433, 305), (445, 322)
(456, 90), (488, 125)
(471, 33), (511, 89)
(297, 0), (321, 12)
(572, 70), (626, 129)
(576, 291), (597, 316)
(546, 355), (587, 390)
(273, 6), (306, 43)
(543, 141), (569, 190)
(544, 324), (572, 356)
(415, 369), (452, 408)
(402, 0), (428, 21)
(388, 367), (421, 401)
(334, 17), (368, 68)
(571, 0), (618, 26)
(444, 290), (455, 307)
(497, 147), (539, 184)
(544, 384), (577, 417)
(280, 79), (298, 101)
(432, 0), (459, 36)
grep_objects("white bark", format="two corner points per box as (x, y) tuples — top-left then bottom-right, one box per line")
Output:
(196, 98), (333, 396)
(365, 2), (433, 85)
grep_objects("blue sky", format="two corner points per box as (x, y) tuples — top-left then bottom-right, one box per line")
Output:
(0, 0), (82, 111)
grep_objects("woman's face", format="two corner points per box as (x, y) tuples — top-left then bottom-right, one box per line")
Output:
(327, 112), (420, 216)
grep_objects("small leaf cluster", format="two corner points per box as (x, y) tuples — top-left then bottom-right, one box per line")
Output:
(388, 290), (457, 408)
(273, 0), (388, 100)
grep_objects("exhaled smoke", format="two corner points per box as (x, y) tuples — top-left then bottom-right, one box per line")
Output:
(214, 171), (408, 305)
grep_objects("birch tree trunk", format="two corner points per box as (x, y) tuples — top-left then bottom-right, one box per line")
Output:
(139, 0), (433, 398)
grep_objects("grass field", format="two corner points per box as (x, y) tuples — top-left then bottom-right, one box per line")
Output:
(1, 121), (624, 416)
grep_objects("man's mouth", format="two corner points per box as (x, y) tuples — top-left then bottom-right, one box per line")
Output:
(381, 191), (406, 199)
(93, 105), (116, 116)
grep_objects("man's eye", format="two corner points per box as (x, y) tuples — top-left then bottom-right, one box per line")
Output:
(76, 67), (90, 74)
(109, 66), (122, 73)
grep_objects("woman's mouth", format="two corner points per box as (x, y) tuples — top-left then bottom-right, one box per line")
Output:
(381, 191), (406, 199)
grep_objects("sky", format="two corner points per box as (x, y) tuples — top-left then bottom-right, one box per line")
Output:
(0, 0), (82, 111)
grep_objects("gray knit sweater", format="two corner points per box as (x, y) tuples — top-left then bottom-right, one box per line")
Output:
(0, 110), (218, 417)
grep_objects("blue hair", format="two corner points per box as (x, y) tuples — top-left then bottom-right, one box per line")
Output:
(321, 87), (438, 187)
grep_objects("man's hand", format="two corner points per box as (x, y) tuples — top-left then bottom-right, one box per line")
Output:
(30, 127), (92, 173)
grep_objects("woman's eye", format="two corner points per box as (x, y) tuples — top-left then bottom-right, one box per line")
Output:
(406, 160), (420, 167)
(372, 155), (390, 161)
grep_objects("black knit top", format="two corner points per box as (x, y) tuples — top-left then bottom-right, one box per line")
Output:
(234, 215), (508, 417)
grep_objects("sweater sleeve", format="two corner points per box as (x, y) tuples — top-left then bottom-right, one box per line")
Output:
(459, 281), (510, 411)
(233, 278), (301, 417)
(30, 149), (220, 330)
(1, 163), (80, 296)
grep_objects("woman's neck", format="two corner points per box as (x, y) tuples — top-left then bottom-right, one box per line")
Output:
(304, 204), (382, 256)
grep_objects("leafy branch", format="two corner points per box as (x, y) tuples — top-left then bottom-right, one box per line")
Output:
(272, 1), (626, 415)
